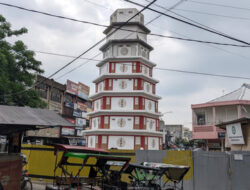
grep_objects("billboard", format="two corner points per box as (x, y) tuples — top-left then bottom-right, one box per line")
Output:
(78, 82), (89, 100)
(226, 122), (245, 145)
(66, 80), (78, 95)
(77, 102), (87, 111)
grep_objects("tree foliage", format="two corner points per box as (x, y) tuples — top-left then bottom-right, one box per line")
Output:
(0, 14), (46, 108)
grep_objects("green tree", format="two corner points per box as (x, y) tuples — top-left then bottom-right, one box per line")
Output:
(0, 14), (46, 108)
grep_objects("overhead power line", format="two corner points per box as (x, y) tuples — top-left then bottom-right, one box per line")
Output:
(0, 0), (157, 98)
(144, 0), (245, 41)
(123, 0), (250, 45)
(174, 8), (250, 21)
(187, 0), (250, 12)
(34, 50), (101, 61)
(1, 2), (249, 47)
(155, 67), (250, 80)
(144, 0), (250, 60)
(55, 0), (186, 80)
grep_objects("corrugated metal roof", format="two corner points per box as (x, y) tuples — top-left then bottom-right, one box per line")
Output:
(0, 105), (74, 127)
(208, 83), (250, 103)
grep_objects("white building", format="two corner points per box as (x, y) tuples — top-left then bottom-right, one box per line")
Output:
(85, 8), (162, 150)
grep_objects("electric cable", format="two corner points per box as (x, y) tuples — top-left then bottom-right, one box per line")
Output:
(0, 0), (157, 98)
(0, 2), (249, 47)
(54, 0), (186, 80)
(174, 8), (250, 21)
(123, 0), (250, 45)
(187, 0), (250, 12)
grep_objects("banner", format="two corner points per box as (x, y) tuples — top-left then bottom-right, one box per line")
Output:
(226, 122), (245, 144)
(66, 80), (78, 95)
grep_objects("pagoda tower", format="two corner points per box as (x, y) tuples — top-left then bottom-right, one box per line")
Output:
(85, 8), (162, 150)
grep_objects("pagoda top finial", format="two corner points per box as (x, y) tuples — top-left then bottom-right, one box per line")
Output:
(110, 8), (144, 25)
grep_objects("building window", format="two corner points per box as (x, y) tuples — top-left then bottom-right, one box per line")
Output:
(106, 97), (110, 105)
(109, 79), (112, 87)
(36, 83), (47, 99)
(135, 97), (139, 105)
(104, 116), (109, 124)
(197, 113), (206, 125)
(134, 79), (138, 88)
(135, 117), (140, 125)
(50, 88), (61, 103)
(102, 136), (107, 144)
(135, 137), (140, 145)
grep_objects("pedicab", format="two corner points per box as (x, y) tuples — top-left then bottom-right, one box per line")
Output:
(124, 163), (162, 190)
(47, 144), (131, 190)
(143, 162), (190, 190)
(46, 144), (109, 190)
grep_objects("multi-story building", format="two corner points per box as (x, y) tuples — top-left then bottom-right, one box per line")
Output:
(192, 83), (250, 150)
(85, 8), (162, 150)
(26, 76), (91, 145)
(62, 80), (91, 145)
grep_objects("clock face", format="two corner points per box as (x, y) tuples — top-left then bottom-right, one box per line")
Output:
(117, 137), (126, 147)
(118, 99), (126, 108)
(120, 47), (128, 55)
(117, 118), (126, 128)
(119, 80), (127, 89)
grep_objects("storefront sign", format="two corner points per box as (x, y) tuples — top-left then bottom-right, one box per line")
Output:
(76, 118), (86, 129)
(218, 132), (225, 139)
(73, 110), (82, 117)
(77, 102), (87, 111)
(226, 122), (245, 144)
(76, 130), (85, 137)
(66, 80), (78, 95)
(64, 101), (74, 109)
(61, 127), (75, 136)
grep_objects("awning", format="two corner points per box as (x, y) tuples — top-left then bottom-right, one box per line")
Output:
(0, 105), (75, 135)
(216, 117), (250, 129)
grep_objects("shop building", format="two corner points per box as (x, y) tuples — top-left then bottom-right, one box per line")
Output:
(192, 83), (250, 150)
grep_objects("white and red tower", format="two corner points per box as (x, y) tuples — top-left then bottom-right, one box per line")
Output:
(85, 8), (162, 150)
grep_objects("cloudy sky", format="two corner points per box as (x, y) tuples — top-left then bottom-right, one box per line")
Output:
(1, 0), (250, 129)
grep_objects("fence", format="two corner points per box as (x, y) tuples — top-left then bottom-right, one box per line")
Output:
(21, 145), (250, 190)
